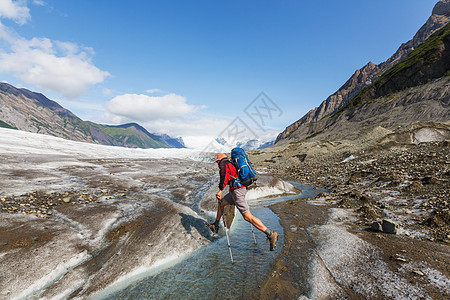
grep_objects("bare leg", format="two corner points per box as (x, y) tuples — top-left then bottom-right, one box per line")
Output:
(242, 210), (267, 232)
(215, 199), (229, 222)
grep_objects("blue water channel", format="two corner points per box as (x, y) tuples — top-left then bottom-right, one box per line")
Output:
(102, 183), (328, 299)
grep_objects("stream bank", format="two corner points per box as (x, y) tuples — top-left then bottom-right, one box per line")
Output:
(97, 183), (328, 299)
(252, 141), (450, 299)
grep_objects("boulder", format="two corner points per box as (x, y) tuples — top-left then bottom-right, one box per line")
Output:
(371, 221), (383, 232)
(382, 219), (400, 234)
(371, 219), (400, 234)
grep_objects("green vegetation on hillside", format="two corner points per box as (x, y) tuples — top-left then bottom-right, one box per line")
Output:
(91, 123), (170, 148)
(0, 120), (17, 130)
(31, 118), (51, 130)
(0, 82), (175, 149)
(334, 23), (450, 116)
(305, 130), (324, 140)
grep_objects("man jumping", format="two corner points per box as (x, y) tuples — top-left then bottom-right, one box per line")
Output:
(206, 153), (279, 251)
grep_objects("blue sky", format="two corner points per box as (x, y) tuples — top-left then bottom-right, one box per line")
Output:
(0, 0), (438, 147)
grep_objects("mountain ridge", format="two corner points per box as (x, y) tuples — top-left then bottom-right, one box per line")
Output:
(276, 0), (450, 143)
(273, 22), (450, 145)
(107, 123), (186, 148)
(0, 82), (184, 149)
(339, 23), (450, 114)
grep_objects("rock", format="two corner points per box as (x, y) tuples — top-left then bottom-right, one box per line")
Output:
(394, 256), (407, 262)
(382, 219), (400, 234)
(413, 270), (425, 276)
(371, 221), (383, 232)
(371, 219), (400, 234)
(62, 197), (71, 203)
(293, 154), (307, 162)
(421, 176), (437, 185)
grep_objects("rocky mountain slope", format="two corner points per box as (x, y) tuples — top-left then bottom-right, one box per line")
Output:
(0, 82), (184, 148)
(276, 0), (450, 142)
(274, 22), (449, 146)
(250, 12), (450, 297)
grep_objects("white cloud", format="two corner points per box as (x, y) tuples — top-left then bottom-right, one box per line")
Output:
(139, 119), (279, 150)
(32, 0), (46, 6)
(101, 100), (280, 150)
(0, 0), (30, 25)
(101, 107), (229, 137)
(105, 93), (200, 121)
(0, 30), (110, 98)
(182, 135), (225, 150)
(100, 112), (130, 125)
(142, 118), (229, 137)
(0, 1), (109, 98)
(146, 88), (165, 94)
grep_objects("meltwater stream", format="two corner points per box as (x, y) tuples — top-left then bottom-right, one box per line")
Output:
(101, 183), (328, 299)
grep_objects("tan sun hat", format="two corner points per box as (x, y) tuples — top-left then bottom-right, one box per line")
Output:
(216, 153), (227, 162)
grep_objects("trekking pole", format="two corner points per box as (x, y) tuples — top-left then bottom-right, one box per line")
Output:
(218, 200), (234, 263)
(250, 224), (257, 244)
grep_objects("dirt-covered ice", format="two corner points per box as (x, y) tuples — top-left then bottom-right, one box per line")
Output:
(306, 208), (428, 299)
(0, 128), (298, 299)
(0, 129), (215, 298)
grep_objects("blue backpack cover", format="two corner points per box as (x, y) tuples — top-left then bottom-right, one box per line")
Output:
(230, 147), (258, 187)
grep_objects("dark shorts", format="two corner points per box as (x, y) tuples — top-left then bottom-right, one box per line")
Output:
(223, 187), (249, 214)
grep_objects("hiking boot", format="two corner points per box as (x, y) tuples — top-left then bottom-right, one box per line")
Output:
(268, 232), (279, 251)
(205, 222), (219, 234)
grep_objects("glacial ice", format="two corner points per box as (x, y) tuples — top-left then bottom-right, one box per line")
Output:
(0, 128), (297, 299)
(2, 128), (442, 299)
(305, 208), (431, 299)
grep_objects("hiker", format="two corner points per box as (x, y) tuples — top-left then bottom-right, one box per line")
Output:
(206, 153), (279, 251)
